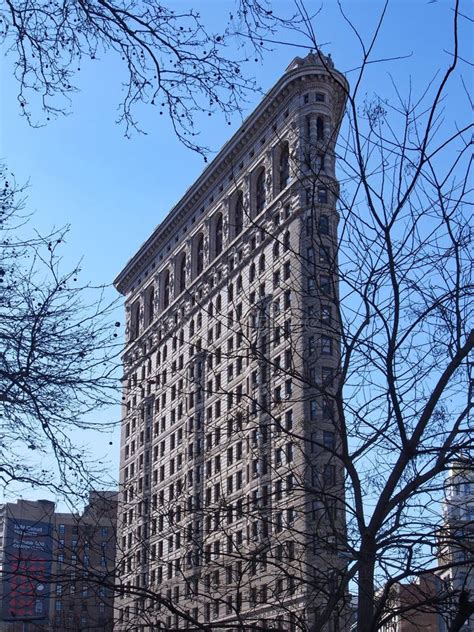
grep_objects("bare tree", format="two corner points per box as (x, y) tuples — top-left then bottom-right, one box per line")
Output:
(238, 1), (473, 629)
(109, 2), (473, 631)
(0, 165), (120, 496)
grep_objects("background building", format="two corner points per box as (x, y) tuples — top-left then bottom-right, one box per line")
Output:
(114, 52), (348, 630)
(0, 491), (117, 631)
(378, 575), (440, 632)
(437, 461), (474, 632)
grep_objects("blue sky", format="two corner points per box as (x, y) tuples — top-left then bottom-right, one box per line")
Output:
(0, 0), (471, 504)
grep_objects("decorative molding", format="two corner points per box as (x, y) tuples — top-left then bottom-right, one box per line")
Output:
(114, 55), (347, 295)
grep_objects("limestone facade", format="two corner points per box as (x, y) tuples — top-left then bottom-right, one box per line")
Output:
(114, 52), (348, 631)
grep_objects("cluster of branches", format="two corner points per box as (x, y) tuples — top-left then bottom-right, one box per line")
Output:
(1, 0), (293, 154)
(0, 0), (298, 494)
(0, 0), (472, 631)
(0, 165), (121, 496)
(108, 2), (472, 631)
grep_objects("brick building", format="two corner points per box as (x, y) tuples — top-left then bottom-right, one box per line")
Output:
(0, 491), (117, 631)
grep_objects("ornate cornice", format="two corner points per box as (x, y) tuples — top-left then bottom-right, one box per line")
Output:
(114, 54), (348, 295)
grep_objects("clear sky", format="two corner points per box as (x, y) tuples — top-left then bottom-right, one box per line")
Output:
(0, 0), (471, 505)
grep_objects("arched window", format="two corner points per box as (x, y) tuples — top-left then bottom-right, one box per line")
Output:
(259, 253), (265, 274)
(163, 270), (170, 308)
(130, 300), (140, 340)
(196, 234), (204, 276)
(273, 241), (279, 260)
(317, 116), (324, 142)
(249, 263), (256, 282)
(178, 254), (186, 294)
(279, 143), (289, 190)
(233, 192), (244, 237)
(214, 214), (223, 257)
(256, 168), (266, 214)
(146, 287), (154, 325)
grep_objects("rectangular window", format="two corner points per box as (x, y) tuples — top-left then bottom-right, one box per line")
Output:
(324, 464), (336, 485)
(320, 246), (330, 263)
(321, 336), (333, 355)
(323, 431), (335, 450)
(321, 366), (334, 386)
(320, 275), (331, 294)
(321, 305), (331, 323)
(322, 399), (334, 420)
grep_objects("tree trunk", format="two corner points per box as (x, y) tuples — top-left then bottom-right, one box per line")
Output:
(357, 535), (377, 632)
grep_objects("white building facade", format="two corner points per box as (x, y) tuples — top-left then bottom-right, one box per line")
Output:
(438, 461), (474, 632)
(114, 53), (348, 631)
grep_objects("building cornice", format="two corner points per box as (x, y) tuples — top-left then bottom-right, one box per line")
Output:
(114, 55), (348, 295)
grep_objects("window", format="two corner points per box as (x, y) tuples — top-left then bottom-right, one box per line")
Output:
(279, 142), (290, 190)
(322, 367), (334, 386)
(320, 246), (330, 263)
(317, 116), (324, 141)
(321, 305), (331, 324)
(273, 241), (279, 260)
(177, 253), (186, 293)
(324, 464), (336, 485)
(163, 270), (170, 308)
(323, 431), (335, 450)
(256, 168), (266, 213)
(130, 300), (140, 340)
(214, 213), (223, 256)
(146, 286), (154, 326)
(318, 186), (328, 204)
(321, 336), (333, 355)
(196, 233), (204, 275)
(322, 397), (334, 421)
(233, 191), (244, 236)
(319, 214), (330, 235)
(305, 114), (312, 140)
(310, 400), (318, 420)
(316, 92), (325, 102)
(249, 262), (256, 282)
(320, 275), (331, 295)
(317, 153), (325, 171)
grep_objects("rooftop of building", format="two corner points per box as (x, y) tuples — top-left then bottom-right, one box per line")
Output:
(114, 51), (347, 295)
